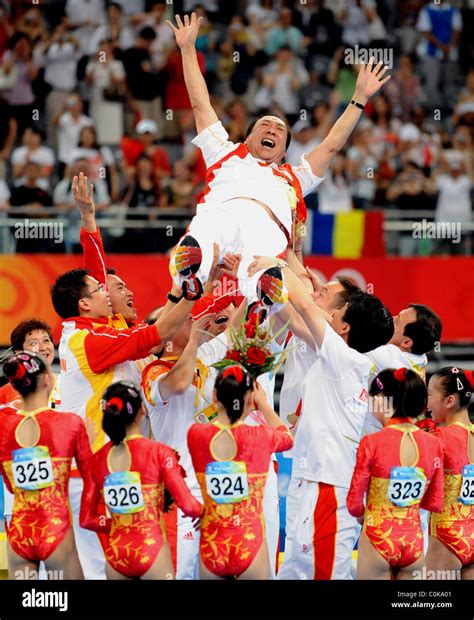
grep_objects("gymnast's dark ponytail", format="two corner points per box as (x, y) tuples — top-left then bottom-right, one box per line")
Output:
(432, 367), (474, 409)
(369, 368), (427, 419)
(102, 381), (142, 445)
(3, 351), (48, 397)
(215, 366), (253, 424)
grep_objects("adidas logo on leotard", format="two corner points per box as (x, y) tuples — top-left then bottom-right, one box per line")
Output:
(183, 531), (195, 541)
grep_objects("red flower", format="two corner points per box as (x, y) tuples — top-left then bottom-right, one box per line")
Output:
(416, 418), (438, 434)
(226, 350), (242, 362)
(246, 347), (268, 366)
(245, 322), (256, 338)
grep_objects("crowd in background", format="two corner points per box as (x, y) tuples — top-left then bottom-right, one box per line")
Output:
(0, 0), (472, 254)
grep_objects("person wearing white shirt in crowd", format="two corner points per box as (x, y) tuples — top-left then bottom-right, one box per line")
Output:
(86, 40), (127, 145)
(285, 120), (321, 167)
(113, 0), (146, 15)
(38, 23), (81, 147)
(53, 94), (94, 173)
(88, 2), (135, 55)
(65, 0), (107, 56)
(434, 153), (472, 255)
(11, 126), (55, 192)
(318, 154), (353, 214)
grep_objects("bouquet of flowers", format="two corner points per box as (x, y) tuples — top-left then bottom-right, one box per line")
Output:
(212, 316), (289, 380)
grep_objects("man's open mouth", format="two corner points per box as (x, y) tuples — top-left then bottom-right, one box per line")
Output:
(261, 138), (275, 148)
(126, 300), (135, 308)
(215, 315), (229, 325)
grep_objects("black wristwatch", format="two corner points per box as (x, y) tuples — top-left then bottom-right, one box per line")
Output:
(350, 99), (365, 110)
(167, 292), (182, 303)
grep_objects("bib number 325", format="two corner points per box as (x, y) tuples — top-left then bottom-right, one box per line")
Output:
(388, 466), (427, 507)
(12, 446), (54, 491)
(459, 464), (474, 505)
(205, 461), (248, 504)
(104, 471), (144, 514)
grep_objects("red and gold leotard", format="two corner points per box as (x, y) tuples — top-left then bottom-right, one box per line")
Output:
(80, 434), (202, 578)
(347, 418), (444, 568)
(187, 420), (293, 577)
(0, 406), (92, 562)
(430, 422), (474, 566)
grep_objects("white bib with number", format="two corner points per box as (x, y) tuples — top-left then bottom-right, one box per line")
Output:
(205, 461), (249, 504)
(458, 464), (474, 505)
(388, 466), (427, 507)
(103, 471), (145, 514)
(12, 446), (54, 491)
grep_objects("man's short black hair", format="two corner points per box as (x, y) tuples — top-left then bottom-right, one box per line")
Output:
(342, 291), (394, 353)
(334, 275), (360, 308)
(404, 304), (442, 355)
(245, 113), (292, 149)
(50, 269), (90, 319)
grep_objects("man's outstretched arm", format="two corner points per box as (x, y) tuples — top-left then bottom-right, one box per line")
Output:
(306, 58), (390, 178)
(167, 13), (218, 134)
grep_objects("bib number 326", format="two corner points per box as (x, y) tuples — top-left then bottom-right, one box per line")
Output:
(205, 461), (248, 504)
(12, 446), (54, 491)
(388, 466), (427, 507)
(104, 471), (144, 514)
(459, 464), (474, 505)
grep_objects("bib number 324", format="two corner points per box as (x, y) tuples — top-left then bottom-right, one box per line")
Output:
(12, 446), (54, 491)
(205, 461), (249, 504)
(104, 471), (145, 514)
(459, 464), (474, 505)
(388, 466), (427, 508)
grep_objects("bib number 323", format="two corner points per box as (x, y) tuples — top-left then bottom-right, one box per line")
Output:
(12, 446), (54, 491)
(104, 471), (144, 514)
(459, 464), (474, 505)
(388, 466), (427, 507)
(205, 461), (248, 504)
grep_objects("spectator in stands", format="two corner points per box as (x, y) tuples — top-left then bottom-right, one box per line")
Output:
(327, 46), (358, 106)
(0, 177), (9, 211)
(265, 7), (303, 56)
(285, 119), (321, 166)
(86, 38), (126, 145)
(16, 6), (48, 45)
(65, 0), (106, 57)
(246, 0), (278, 43)
(0, 97), (16, 180)
(131, 0), (174, 70)
(120, 26), (164, 135)
(433, 152), (472, 255)
(0, 5), (14, 59)
(160, 159), (196, 210)
(262, 46), (309, 124)
(367, 93), (401, 161)
(54, 157), (110, 253)
(386, 160), (436, 210)
(295, 0), (341, 64)
(385, 54), (423, 122)
(120, 119), (170, 184)
(339, 0), (372, 47)
(225, 99), (250, 143)
(113, 0), (146, 15)
(9, 161), (52, 210)
(11, 126), (55, 192)
(1, 32), (39, 137)
(40, 22), (81, 147)
(88, 1), (134, 55)
(53, 93), (94, 176)
(318, 154), (353, 214)
(452, 69), (474, 128)
(416, 0), (462, 110)
(346, 124), (379, 210)
(67, 125), (120, 202)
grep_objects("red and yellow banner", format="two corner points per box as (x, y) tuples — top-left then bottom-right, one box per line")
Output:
(0, 255), (473, 345)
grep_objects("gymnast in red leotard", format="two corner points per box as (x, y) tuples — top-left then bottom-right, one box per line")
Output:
(426, 367), (474, 579)
(0, 352), (91, 579)
(80, 380), (203, 580)
(187, 365), (293, 580)
(347, 368), (444, 579)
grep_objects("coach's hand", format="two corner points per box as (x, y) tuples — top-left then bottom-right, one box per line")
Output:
(167, 12), (203, 50)
(73, 172), (95, 216)
(353, 57), (391, 103)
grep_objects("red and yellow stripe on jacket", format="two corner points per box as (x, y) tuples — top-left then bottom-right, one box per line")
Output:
(59, 314), (161, 459)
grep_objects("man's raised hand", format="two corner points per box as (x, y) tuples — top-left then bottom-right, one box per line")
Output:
(354, 58), (391, 102)
(166, 12), (203, 50)
(72, 172), (95, 217)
